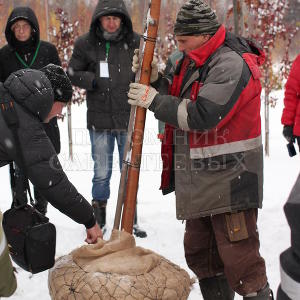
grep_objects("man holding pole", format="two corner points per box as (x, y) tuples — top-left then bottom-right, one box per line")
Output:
(129, 0), (273, 299)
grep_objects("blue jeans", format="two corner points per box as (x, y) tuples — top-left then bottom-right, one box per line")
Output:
(89, 129), (127, 202)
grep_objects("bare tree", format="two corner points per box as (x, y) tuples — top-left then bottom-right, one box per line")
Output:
(243, 0), (299, 156)
(49, 8), (86, 160)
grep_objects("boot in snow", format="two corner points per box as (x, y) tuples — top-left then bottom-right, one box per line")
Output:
(92, 200), (107, 233)
(199, 274), (235, 300)
(133, 208), (147, 238)
(244, 283), (274, 300)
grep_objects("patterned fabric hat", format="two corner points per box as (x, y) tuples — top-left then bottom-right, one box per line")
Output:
(174, 0), (220, 36)
(40, 64), (73, 103)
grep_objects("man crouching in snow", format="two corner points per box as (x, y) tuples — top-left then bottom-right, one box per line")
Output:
(0, 65), (102, 244)
(0, 64), (102, 296)
(129, 0), (273, 299)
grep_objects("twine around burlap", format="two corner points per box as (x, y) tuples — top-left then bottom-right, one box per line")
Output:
(48, 230), (192, 300)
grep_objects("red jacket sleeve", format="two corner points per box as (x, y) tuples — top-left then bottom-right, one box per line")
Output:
(281, 54), (300, 135)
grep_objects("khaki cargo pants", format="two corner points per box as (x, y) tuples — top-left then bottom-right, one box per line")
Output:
(0, 211), (17, 297)
(184, 208), (267, 296)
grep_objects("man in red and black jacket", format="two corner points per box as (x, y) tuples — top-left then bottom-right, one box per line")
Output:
(129, 0), (273, 299)
(281, 54), (300, 152)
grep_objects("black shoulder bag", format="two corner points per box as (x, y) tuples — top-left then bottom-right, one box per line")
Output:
(0, 98), (56, 274)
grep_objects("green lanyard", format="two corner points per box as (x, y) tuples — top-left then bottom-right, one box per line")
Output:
(105, 42), (110, 62)
(15, 41), (41, 68)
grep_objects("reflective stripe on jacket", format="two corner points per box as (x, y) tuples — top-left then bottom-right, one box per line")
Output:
(151, 26), (265, 218)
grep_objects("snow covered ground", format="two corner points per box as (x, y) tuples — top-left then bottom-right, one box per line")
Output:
(0, 90), (298, 299)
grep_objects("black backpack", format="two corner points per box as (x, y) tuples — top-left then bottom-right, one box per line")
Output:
(0, 98), (56, 274)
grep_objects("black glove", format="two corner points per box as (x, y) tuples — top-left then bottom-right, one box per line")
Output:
(283, 125), (300, 156)
(283, 125), (294, 143)
(296, 136), (300, 151)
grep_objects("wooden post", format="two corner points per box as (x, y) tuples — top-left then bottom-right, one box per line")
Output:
(121, 0), (162, 234)
(113, 1), (149, 231)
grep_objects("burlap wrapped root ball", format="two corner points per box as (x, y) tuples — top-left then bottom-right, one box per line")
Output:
(48, 230), (192, 300)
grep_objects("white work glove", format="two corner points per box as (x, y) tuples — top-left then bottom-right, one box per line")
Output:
(132, 49), (159, 83)
(132, 49), (140, 73)
(128, 82), (158, 109)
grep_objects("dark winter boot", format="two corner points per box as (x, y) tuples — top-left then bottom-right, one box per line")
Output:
(244, 283), (274, 300)
(199, 274), (235, 300)
(133, 207), (147, 238)
(92, 200), (107, 229)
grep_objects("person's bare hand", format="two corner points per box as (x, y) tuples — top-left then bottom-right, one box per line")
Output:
(85, 223), (103, 244)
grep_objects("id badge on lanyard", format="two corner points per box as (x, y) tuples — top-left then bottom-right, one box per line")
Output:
(100, 61), (109, 78)
(99, 42), (110, 78)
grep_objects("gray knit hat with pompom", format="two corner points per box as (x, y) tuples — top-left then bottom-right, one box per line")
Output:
(174, 0), (220, 36)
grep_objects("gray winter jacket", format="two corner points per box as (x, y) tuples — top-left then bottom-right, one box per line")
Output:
(0, 69), (95, 228)
(68, 0), (140, 130)
(151, 28), (264, 219)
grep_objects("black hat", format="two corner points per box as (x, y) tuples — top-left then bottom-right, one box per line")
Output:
(174, 0), (220, 36)
(40, 64), (73, 103)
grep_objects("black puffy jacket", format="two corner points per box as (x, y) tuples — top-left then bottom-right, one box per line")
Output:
(0, 69), (95, 229)
(0, 6), (62, 153)
(68, 0), (140, 130)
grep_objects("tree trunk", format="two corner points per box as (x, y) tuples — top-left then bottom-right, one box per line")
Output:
(264, 73), (270, 156)
(239, 0), (245, 36)
(44, 0), (49, 41)
(67, 103), (73, 161)
(233, 0), (239, 35)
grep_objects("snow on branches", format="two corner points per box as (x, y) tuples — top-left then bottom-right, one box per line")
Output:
(49, 8), (86, 105)
(243, 0), (298, 96)
(242, 0), (298, 155)
(155, 14), (177, 72)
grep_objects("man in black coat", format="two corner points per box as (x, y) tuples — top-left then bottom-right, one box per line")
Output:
(0, 6), (62, 215)
(68, 0), (146, 237)
(0, 65), (102, 247)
